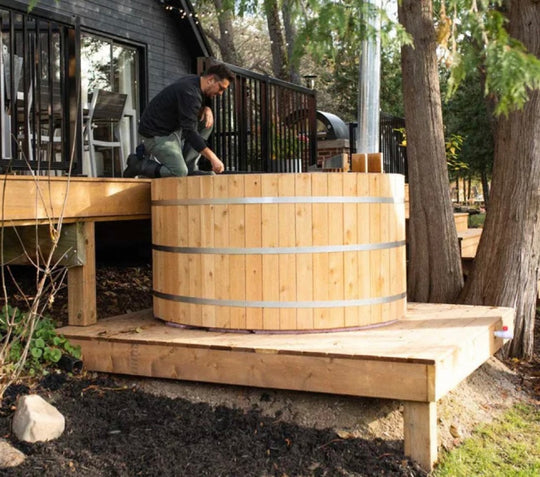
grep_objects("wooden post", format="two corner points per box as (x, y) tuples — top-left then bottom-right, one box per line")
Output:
(68, 221), (96, 326)
(367, 152), (383, 173)
(403, 401), (437, 471)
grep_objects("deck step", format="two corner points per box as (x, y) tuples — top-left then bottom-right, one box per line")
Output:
(58, 303), (514, 472)
(454, 213), (469, 232)
(458, 228), (482, 258)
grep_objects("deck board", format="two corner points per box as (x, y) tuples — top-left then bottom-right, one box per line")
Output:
(57, 298), (514, 472)
(0, 175), (151, 224)
(58, 302), (514, 401)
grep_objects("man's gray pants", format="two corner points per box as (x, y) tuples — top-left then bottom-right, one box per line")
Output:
(142, 121), (212, 177)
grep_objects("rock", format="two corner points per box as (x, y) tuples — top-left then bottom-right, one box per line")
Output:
(0, 439), (25, 468)
(449, 423), (462, 439)
(12, 394), (65, 443)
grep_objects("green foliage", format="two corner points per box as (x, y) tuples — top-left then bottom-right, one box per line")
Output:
(468, 213), (486, 228)
(317, 37), (404, 122)
(443, 68), (494, 181)
(1, 305), (81, 377)
(27, 0), (60, 12)
(445, 133), (467, 176)
(484, 36), (540, 116)
(294, 1), (411, 65)
(444, 1), (540, 116)
(434, 404), (540, 476)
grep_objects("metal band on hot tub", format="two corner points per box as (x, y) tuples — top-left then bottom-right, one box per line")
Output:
(152, 240), (406, 255)
(153, 290), (407, 309)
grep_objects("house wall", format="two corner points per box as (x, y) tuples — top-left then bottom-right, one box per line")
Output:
(5, 0), (206, 100)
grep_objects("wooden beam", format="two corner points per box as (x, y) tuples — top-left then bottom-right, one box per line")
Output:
(67, 222), (96, 326)
(66, 336), (432, 401)
(0, 223), (85, 267)
(0, 176), (151, 225)
(403, 401), (438, 471)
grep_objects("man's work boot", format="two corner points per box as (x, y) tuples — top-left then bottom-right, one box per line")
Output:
(140, 158), (162, 178)
(123, 154), (162, 178)
(123, 153), (143, 178)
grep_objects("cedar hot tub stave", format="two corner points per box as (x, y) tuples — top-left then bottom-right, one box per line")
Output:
(152, 173), (406, 331)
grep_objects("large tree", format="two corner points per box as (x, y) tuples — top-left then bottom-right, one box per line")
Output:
(400, 0), (540, 358)
(460, 0), (540, 359)
(398, 0), (464, 303)
(262, 0), (290, 80)
(208, 0), (241, 65)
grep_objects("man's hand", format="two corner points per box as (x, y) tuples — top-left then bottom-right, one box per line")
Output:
(200, 107), (214, 129)
(210, 157), (224, 173)
(201, 147), (224, 174)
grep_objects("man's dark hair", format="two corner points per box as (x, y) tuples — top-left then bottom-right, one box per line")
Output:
(204, 63), (235, 83)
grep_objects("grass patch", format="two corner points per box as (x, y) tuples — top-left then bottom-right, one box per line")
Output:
(468, 213), (486, 228)
(433, 403), (540, 477)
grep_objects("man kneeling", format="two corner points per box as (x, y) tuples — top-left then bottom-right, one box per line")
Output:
(124, 63), (234, 178)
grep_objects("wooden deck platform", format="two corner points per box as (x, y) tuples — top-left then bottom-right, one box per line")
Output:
(58, 301), (514, 471)
(0, 175), (151, 325)
(0, 175), (151, 226)
(4, 175), (517, 469)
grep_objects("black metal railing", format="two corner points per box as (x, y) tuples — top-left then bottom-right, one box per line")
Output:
(349, 113), (408, 179)
(198, 58), (317, 173)
(0, 6), (80, 174)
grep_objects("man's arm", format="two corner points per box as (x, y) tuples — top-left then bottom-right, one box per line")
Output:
(200, 147), (224, 173)
(200, 106), (214, 129)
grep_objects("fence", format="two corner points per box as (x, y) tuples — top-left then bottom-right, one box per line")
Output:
(198, 58), (317, 173)
(0, 6), (81, 174)
(350, 113), (408, 179)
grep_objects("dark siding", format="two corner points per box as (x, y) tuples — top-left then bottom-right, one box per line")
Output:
(6, 0), (209, 100)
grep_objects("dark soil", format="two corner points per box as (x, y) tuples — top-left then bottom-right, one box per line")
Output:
(1, 258), (538, 476)
(0, 374), (427, 477)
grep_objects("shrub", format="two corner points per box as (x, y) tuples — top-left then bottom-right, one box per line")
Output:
(0, 304), (81, 378)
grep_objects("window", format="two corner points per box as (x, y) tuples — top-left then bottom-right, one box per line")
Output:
(81, 33), (140, 176)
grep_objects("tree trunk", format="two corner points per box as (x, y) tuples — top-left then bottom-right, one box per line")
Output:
(481, 169), (489, 209)
(398, 0), (463, 302)
(211, 0), (241, 65)
(281, 1), (300, 84)
(459, 0), (540, 359)
(263, 0), (289, 81)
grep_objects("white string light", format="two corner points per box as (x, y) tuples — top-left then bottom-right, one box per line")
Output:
(161, 2), (199, 23)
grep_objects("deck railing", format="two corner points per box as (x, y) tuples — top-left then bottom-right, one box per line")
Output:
(0, 5), (81, 174)
(349, 113), (408, 179)
(198, 58), (317, 173)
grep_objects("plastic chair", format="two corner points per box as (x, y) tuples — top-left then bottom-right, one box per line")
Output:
(84, 89), (128, 177)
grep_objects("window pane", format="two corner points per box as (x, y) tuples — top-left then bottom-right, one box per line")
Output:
(81, 33), (140, 176)
(113, 44), (138, 111)
(81, 35), (111, 106)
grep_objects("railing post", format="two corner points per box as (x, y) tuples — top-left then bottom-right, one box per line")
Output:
(307, 92), (317, 168)
(236, 76), (248, 172)
(66, 17), (82, 174)
(261, 79), (270, 172)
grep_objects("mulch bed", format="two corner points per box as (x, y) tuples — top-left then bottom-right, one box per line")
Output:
(0, 373), (427, 476)
(1, 260), (538, 476)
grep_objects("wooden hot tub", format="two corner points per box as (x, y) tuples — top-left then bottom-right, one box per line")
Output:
(151, 173), (406, 331)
